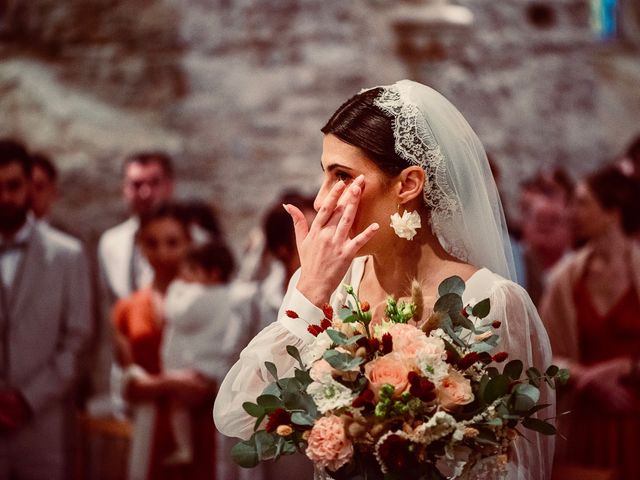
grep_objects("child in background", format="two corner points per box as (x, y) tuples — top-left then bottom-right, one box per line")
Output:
(161, 240), (236, 464)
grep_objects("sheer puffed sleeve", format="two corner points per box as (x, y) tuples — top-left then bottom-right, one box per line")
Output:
(465, 269), (555, 480)
(214, 269), (326, 440)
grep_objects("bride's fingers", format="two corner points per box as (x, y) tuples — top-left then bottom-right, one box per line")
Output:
(333, 182), (361, 241)
(313, 180), (347, 228)
(283, 204), (309, 251)
(345, 222), (380, 256)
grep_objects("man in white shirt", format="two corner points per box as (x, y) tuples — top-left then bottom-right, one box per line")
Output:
(0, 139), (92, 479)
(96, 152), (174, 415)
(98, 152), (174, 302)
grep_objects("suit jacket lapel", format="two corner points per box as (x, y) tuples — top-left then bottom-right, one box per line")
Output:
(9, 226), (45, 316)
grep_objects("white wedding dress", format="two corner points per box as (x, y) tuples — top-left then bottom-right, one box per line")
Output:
(214, 257), (554, 480)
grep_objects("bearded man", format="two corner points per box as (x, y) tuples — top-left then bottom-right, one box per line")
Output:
(0, 139), (92, 480)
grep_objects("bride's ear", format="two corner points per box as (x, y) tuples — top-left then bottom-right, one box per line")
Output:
(396, 166), (425, 204)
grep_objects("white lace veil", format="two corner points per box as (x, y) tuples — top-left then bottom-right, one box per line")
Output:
(370, 80), (516, 281)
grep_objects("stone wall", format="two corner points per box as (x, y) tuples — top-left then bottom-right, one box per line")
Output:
(0, 0), (638, 245)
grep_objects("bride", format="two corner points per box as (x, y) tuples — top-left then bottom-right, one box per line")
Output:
(214, 80), (554, 479)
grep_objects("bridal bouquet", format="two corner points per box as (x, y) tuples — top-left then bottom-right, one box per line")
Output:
(232, 277), (567, 479)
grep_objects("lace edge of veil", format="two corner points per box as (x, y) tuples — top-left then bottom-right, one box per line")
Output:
(372, 85), (468, 262)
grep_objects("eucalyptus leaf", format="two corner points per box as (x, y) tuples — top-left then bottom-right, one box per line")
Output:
(471, 298), (491, 318)
(522, 417), (557, 435)
(338, 307), (355, 321)
(256, 394), (282, 410)
(254, 431), (278, 460)
(471, 341), (495, 353)
(511, 385), (537, 413)
(545, 365), (559, 377)
(443, 324), (466, 348)
(231, 440), (259, 468)
(503, 360), (523, 380)
(451, 311), (477, 332)
(484, 417), (503, 427)
(484, 375), (510, 404)
(265, 362), (279, 382)
(242, 402), (264, 418)
(262, 382), (281, 397)
(438, 276), (466, 297)
(287, 345), (305, 369)
(526, 367), (542, 388)
(326, 328), (348, 345)
(254, 413), (266, 432)
(514, 383), (540, 403)
(294, 368), (313, 388)
(525, 403), (551, 417)
(323, 349), (364, 371)
(291, 411), (316, 426)
(434, 293), (464, 315)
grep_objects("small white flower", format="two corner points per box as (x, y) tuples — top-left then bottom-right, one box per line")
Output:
(307, 378), (355, 413)
(390, 210), (422, 240)
(411, 411), (457, 445)
(302, 331), (333, 365)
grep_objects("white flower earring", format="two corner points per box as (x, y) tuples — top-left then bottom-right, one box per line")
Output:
(390, 207), (421, 240)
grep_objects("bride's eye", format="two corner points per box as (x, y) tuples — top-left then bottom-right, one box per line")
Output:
(335, 171), (352, 183)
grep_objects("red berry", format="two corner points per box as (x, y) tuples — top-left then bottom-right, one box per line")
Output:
(492, 352), (509, 363)
(360, 301), (370, 312)
(492, 320), (502, 329)
(307, 325), (322, 337)
(381, 333), (393, 354)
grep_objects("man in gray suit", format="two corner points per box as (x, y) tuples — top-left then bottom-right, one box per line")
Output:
(0, 140), (92, 480)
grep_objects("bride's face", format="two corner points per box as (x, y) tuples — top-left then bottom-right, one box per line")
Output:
(315, 134), (397, 254)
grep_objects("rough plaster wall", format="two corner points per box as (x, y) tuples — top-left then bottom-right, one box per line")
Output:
(0, 0), (638, 246)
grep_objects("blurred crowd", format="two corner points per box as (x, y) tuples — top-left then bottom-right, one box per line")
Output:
(0, 132), (639, 480)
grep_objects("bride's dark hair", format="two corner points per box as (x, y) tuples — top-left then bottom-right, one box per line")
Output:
(321, 88), (408, 177)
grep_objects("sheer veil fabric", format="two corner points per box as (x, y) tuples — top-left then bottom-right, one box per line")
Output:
(370, 80), (516, 281)
(214, 80), (554, 479)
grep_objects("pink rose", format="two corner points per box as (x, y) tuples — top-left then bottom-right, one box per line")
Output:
(306, 415), (354, 471)
(364, 352), (412, 399)
(310, 359), (334, 382)
(437, 369), (474, 411)
(389, 323), (443, 358)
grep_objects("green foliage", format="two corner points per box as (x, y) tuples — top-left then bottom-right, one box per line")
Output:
(438, 276), (466, 297)
(323, 349), (364, 371)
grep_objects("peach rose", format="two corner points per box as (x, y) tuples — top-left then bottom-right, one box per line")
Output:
(364, 352), (412, 399)
(310, 359), (334, 382)
(437, 369), (474, 411)
(389, 324), (446, 360)
(306, 415), (354, 471)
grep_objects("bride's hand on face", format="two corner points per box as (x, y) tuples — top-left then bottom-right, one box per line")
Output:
(285, 174), (380, 307)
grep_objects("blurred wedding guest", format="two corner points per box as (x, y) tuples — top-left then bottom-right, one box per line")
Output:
(99, 152), (175, 303)
(519, 168), (574, 305)
(97, 152), (174, 415)
(0, 139), (92, 479)
(112, 202), (216, 480)
(162, 240), (238, 478)
(540, 166), (640, 478)
(256, 192), (316, 328)
(29, 153), (58, 221)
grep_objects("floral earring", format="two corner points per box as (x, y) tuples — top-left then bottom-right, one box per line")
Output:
(390, 207), (421, 240)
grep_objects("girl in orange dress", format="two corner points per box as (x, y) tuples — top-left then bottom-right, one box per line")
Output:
(112, 203), (217, 480)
